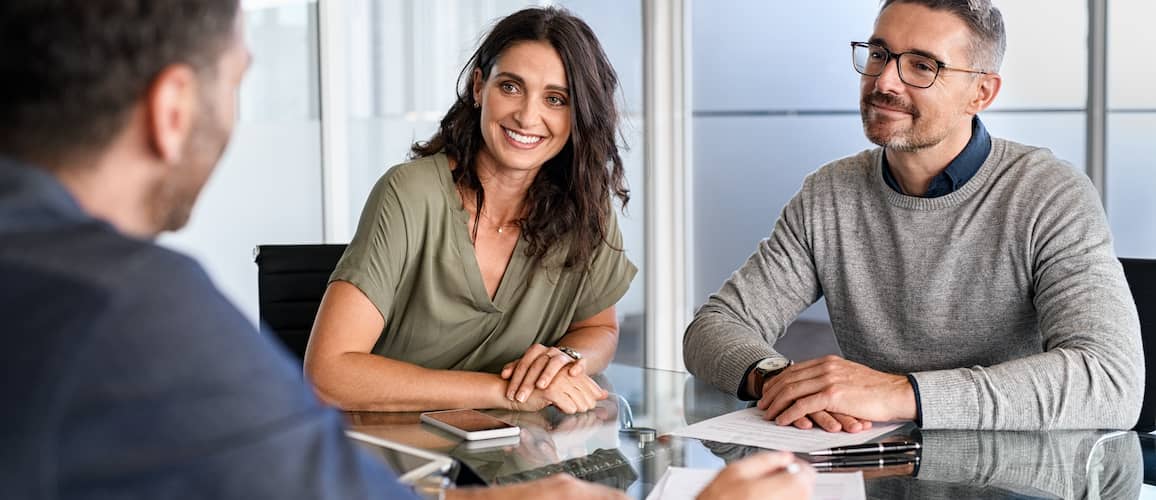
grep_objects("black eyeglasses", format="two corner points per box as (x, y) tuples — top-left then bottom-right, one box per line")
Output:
(850, 41), (988, 89)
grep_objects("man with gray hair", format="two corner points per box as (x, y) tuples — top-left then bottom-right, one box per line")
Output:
(684, 0), (1143, 432)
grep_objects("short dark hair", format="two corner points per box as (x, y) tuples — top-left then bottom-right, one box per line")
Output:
(881, 0), (1006, 72)
(0, 0), (240, 164)
(412, 7), (629, 270)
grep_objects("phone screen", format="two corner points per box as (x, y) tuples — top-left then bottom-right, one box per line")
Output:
(426, 410), (515, 432)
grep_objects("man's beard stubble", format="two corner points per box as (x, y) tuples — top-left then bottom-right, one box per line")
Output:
(149, 100), (230, 234)
(860, 91), (929, 153)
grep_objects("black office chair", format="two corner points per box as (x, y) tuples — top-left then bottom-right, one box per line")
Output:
(254, 244), (347, 361)
(1121, 258), (1156, 432)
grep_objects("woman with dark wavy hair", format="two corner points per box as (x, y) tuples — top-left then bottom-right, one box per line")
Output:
(304, 6), (636, 414)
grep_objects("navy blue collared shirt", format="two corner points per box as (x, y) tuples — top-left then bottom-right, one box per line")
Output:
(882, 116), (992, 197)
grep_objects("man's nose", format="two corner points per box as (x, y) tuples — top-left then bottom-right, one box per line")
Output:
(873, 57), (906, 94)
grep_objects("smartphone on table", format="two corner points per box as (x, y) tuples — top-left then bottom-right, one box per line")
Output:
(420, 409), (521, 440)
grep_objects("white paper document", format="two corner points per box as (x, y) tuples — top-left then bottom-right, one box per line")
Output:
(669, 407), (904, 452)
(645, 467), (865, 500)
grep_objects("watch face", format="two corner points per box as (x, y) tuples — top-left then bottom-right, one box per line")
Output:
(757, 357), (790, 373)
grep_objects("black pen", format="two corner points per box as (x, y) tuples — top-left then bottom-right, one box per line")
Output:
(808, 441), (921, 456)
(812, 455), (919, 469)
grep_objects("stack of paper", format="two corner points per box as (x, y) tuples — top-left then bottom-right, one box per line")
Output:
(646, 467), (865, 500)
(669, 407), (903, 452)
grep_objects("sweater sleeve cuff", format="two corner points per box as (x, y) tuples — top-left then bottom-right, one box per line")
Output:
(908, 369), (980, 429)
(738, 359), (764, 400)
(906, 373), (923, 427)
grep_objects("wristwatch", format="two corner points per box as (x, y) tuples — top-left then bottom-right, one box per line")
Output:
(556, 346), (583, 361)
(748, 357), (792, 398)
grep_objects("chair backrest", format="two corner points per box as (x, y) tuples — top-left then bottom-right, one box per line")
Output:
(254, 244), (347, 360)
(1121, 258), (1156, 431)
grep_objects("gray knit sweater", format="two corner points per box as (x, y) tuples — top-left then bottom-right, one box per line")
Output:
(683, 138), (1144, 430)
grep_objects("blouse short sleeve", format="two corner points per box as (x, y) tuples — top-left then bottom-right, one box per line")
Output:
(329, 171), (410, 322)
(572, 209), (638, 322)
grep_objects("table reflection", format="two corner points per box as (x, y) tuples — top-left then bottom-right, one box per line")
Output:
(346, 364), (1144, 499)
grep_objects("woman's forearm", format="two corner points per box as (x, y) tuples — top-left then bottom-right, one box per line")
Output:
(306, 353), (510, 411)
(557, 326), (618, 374)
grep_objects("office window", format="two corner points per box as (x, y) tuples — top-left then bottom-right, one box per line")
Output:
(1107, 0), (1156, 258)
(691, 1), (877, 323)
(984, 0), (1086, 168)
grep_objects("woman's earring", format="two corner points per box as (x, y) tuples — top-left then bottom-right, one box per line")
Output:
(473, 101), (480, 109)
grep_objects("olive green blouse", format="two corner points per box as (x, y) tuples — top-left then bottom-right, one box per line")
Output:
(331, 153), (637, 374)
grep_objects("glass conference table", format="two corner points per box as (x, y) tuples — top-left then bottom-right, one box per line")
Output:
(345, 364), (1146, 499)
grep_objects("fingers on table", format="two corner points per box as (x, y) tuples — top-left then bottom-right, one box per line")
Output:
(806, 410), (843, 433)
(831, 412), (865, 433)
(550, 376), (604, 414)
(535, 351), (576, 389)
(507, 344), (549, 401)
(567, 358), (587, 377)
(762, 375), (832, 419)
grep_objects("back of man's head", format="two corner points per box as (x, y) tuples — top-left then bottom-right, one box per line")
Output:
(880, 0), (1007, 72)
(0, 0), (240, 167)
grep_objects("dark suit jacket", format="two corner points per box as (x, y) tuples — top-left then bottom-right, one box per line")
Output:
(0, 157), (415, 499)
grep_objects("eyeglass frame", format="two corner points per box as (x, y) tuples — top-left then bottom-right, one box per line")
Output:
(850, 41), (989, 89)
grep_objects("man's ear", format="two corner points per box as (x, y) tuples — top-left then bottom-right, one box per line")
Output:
(966, 73), (1002, 115)
(146, 65), (199, 163)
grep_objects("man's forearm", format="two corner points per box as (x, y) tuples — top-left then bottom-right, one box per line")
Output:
(684, 310), (777, 397)
(682, 194), (823, 395)
(912, 347), (1142, 430)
